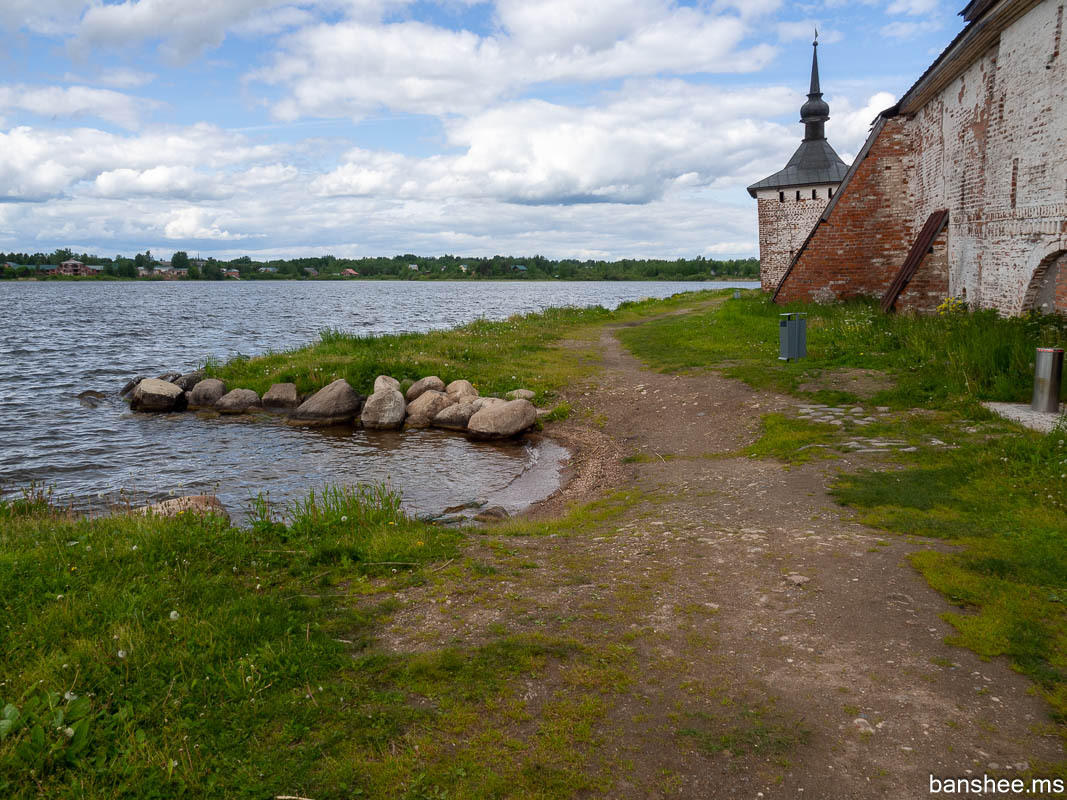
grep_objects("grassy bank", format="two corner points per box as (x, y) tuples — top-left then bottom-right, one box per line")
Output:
(206, 290), (720, 401)
(619, 293), (1067, 725)
(0, 484), (644, 798)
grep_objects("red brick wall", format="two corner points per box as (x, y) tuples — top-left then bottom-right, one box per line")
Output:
(775, 117), (918, 304)
(896, 228), (950, 313)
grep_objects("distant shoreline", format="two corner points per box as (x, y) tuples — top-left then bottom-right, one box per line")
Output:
(2, 275), (760, 283)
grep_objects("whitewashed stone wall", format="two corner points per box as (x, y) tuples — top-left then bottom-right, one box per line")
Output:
(910, 0), (1067, 313)
(755, 185), (837, 292)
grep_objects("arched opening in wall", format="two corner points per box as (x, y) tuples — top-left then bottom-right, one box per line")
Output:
(828, 187), (834, 199)
(795, 190), (801, 201)
(1022, 250), (1067, 314)
(779, 191), (785, 203)
(812, 189), (818, 199)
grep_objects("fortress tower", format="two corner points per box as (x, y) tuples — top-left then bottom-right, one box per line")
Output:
(748, 35), (849, 293)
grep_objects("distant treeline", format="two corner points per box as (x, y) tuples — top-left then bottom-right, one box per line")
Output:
(0, 248), (758, 281)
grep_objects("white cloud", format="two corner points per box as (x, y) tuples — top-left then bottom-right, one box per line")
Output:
(880, 18), (943, 39)
(826, 90), (897, 158)
(256, 6), (776, 121)
(0, 0), (85, 36)
(163, 208), (248, 240)
(886, 0), (940, 14)
(0, 124), (286, 201)
(0, 85), (150, 128)
(311, 81), (798, 205)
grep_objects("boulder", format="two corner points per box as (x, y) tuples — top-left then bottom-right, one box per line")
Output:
(139, 495), (230, 523)
(287, 378), (362, 427)
(174, 370), (205, 391)
(158, 371), (182, 383)
(405, 390), (455, 427)
(432, 401), (477, 430)
(467, 399), (537, 439)
(130, 378), (187, 412)
(406, 375), (445, 402)
(216, 388), (261, 414)
(471, 396), (506, 411)
(189, 378), (227, 409)
(120, 376), (145, 397)
(445, 379), (479, 400)
(505, 389), (535, 401)
(361, 388), (407, 430)
(262, 383), (300, 410)
(473, 505), (510, 522)
(373, 375), (401, 394)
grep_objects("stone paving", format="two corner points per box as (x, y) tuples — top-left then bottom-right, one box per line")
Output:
(983, 402), (1066, 434)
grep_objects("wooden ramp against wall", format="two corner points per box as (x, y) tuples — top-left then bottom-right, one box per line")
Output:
(880, 209), (949, 312)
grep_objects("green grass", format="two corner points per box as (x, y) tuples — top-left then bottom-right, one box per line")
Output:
(833, 425), (1067, 719)
(618, 293), (1067, 411)
(206, 291), (722, 401)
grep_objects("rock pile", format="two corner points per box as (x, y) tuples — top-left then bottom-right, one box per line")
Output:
(119, 372), (540, 439)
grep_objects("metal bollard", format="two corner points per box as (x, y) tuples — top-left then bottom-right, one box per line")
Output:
(1032, 347), (1064, 413)
(779, 313), (807, 361)
(733, 289), (742, 299)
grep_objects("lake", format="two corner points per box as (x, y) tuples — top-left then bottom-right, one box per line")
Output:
(0, 279), (756, 520)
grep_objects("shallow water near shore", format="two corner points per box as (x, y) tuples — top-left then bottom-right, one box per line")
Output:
(1, 279), (755, 518)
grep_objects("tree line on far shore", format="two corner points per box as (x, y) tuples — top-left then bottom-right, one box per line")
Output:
(0, 248), (759, 281)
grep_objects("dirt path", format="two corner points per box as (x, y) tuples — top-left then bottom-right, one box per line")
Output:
(386, 314), (1062, 798)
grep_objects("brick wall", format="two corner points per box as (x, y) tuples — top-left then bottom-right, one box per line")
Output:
(776, 0), (1067, 315)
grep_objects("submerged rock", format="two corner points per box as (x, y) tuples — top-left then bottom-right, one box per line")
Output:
(362, 388), (407, 430)
(189, 378), (227, 409)
(262, 382), (300, 410)
(467, 399), (536, 438)
(130, 379), (187, 412)
(216, 388), (261, 414)
(406, 376), (445, 402)
(432, 401), (477, 430)
(77, 390), (107, 408)
(287, 378), (362, 426)
(473, 505), (510, 522)
(139, 495), (230, 522)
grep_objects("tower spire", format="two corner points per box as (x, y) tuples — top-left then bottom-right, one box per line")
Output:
(800, 31), (830, 141)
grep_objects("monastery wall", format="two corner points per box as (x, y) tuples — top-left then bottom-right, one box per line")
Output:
(777, 0), (1067, 314)
(755, 186), (834, 292)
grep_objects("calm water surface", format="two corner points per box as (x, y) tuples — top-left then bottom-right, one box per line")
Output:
(1, 280), (755, 519)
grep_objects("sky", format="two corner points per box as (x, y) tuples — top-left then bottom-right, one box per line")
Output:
(0, 0), (967, 262)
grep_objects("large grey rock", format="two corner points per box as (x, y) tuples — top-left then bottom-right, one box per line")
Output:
(262, 383), (300, 409)
(130, 378), (187, 412)
(406, 376), (445, 402)
(216, 388), (261, 414)
(471, 396), (506, 411)
(505, 388), (535, 401)
(120, 376), (145, 397)
(445, 379), (479, 400)
(287, 378), (362, 426)
(405, 390), (454, 427)
(138, 495), (230, 523)
(373, 375), (401, 394)
(473, 505), (510, 522)
(467, 399), (537, 438)
(432, 401), (477, 430)
(189, 378), (227, 409)
(361, 388), (407, 430)
(174, 370), (205, 391)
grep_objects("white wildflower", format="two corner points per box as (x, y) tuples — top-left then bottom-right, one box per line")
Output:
(169, 610), (180, 621)
(117, 649), (127, 659)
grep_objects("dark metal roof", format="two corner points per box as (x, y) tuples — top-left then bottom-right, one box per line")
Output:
(746, 138), (849, 196)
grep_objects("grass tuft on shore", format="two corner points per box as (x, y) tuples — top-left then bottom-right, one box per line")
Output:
(205, 291), (722, 401)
